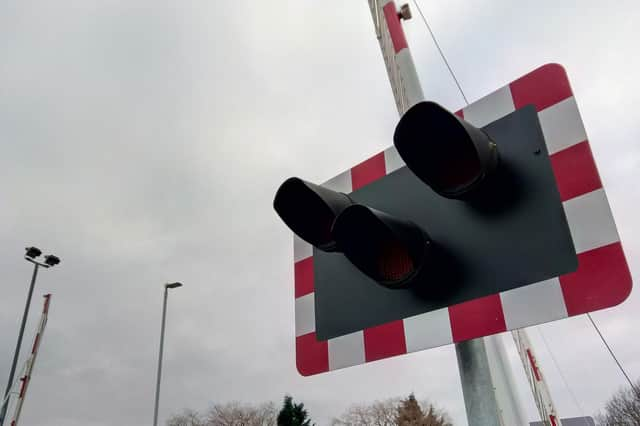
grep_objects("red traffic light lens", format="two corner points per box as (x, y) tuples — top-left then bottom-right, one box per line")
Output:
(377, 240), (415, 282)
(394, 101), (498, 198)
(332, 205), (431, 289)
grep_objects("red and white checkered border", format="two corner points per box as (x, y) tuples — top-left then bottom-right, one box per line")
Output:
(291, 63), (632, 376)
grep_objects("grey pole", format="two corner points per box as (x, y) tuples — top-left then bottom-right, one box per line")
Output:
(153, 283), (181, 426)
(0, 263), (39, 426)
(364, 2), (527, 424)
(455, 339), (502, 426)
(153, 287), (168, 426)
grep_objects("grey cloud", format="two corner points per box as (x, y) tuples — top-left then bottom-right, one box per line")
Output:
(0, 1), (638, 426)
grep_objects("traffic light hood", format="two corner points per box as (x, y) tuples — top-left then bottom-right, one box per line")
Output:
(273, 177), (353, 252)
(393, 101), (498, 198)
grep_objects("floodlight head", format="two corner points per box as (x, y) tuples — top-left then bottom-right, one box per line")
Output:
(43, 255), (60, 267)
(393, 101), (499, 198)
(165, 282), (183, 289)
(399, 3), (412, 20)
(25, 246), (42, 259)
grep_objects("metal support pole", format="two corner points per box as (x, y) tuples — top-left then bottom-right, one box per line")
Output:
(485, 335), (528, 425)
(152, 288), (169, 426)
(456, 339), (502, 426)
(457, 336), (528, 425)
(366, 2), (528, 425)
(0, 263), (39, 426)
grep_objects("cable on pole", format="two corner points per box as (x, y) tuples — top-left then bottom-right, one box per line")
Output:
(411, 0), (469, 105)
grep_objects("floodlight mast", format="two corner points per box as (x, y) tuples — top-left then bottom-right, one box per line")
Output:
(365, 2), (526, 425)
(0, 248), (60, 426)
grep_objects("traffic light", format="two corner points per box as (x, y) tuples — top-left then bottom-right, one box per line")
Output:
(273, 178), (433, 289)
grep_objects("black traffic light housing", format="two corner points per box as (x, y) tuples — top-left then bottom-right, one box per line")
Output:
(394, 101), (498, 199)
(273, 177), (353, 252)
(273, 178), (433, 289)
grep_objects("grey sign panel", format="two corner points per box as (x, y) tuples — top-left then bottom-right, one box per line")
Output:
(315, 106), (577, 341)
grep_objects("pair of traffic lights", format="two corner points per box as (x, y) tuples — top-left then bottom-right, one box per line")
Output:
(274, 102), (498, 290)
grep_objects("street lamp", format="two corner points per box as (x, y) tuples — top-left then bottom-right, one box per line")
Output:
(0, 247), (60, 426)
(153, 282), (182, 426)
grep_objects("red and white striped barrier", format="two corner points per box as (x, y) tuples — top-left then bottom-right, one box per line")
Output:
(10, 294), (51, 426)
(513, 329), (559, 425)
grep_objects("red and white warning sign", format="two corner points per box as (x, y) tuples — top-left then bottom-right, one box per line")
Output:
(290, 64), (632, 376)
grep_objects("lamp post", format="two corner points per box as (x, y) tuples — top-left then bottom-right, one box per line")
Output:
(153, 282), (182, 426)
(0, 247), (60, 426)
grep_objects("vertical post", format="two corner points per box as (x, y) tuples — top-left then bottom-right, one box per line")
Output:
(456, 339), (502, 426)
(0, 264), (39, 426)
(485, 334), (528, 425)
(153, 288), (169, 426)
(366, 2), (527, 425)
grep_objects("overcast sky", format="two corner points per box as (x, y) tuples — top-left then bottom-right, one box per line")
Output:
(0, 1), (639, 425)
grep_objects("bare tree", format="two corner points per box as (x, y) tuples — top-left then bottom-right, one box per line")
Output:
(331, 398), (399, 426)
(167, 408), (206, 426)
(596, 379), (640, 426)
(418, 403), (452, 426)
(205, 401), (277, 426)
(167, 403), (277, 426)
(331, 396), (452, 426)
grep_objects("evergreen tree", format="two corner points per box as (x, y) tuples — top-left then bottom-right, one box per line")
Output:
(277, 395), (312, 426)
